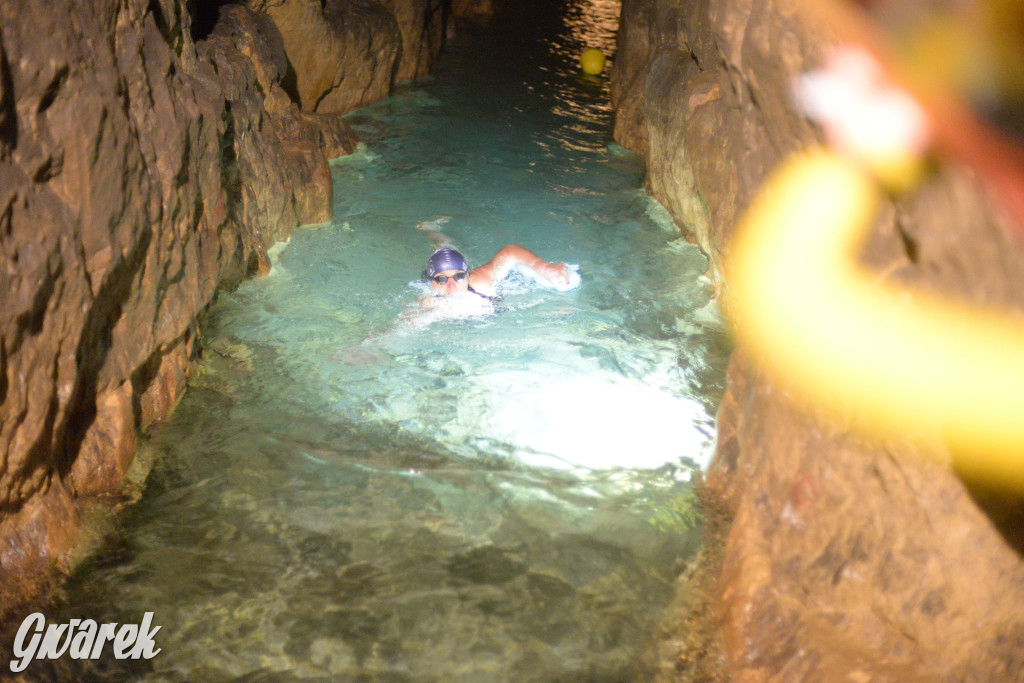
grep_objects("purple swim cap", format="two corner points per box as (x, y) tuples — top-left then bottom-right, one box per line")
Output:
(426, 247), (469, 277)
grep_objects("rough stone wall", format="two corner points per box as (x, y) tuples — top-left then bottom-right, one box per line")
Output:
(0, 0), (456, 618)
(2, 0), (239, 596)
(613, 0), (819, 284)
(380, 0), (448, 83)
(614, 0), (1024, 679)
(249, 0), (447, 114)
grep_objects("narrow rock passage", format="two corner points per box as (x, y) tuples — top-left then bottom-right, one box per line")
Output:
(36, 2), (731, 679)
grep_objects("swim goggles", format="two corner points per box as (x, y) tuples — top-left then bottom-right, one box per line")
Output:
(432, 271), (467, 285)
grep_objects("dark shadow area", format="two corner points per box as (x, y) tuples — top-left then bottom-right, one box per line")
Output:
(0, 35), (19, 149)
(189, 0), (243, 42)
(961, 475), (1024, 557)
(280, 56), (301, 106)
(979, 102), (1024, 147)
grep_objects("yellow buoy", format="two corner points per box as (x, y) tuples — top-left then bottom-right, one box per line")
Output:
(579, 48), (606, 75)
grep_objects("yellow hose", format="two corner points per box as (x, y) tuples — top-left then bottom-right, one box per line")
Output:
(727, 147), (1024, 490)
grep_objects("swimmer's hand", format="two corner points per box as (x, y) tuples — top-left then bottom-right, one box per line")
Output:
(535, 261), (573, 288)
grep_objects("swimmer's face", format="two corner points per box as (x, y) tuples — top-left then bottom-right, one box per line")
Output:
(430, 269), (470, 296)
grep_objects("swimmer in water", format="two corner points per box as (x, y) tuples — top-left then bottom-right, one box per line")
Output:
(335, 245), (574, 363)
(426, 245), (573, 298)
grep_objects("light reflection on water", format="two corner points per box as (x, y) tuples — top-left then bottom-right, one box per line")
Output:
(42, 0), (731, 680)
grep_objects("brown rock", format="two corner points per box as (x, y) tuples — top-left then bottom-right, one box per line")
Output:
(0, 0), (247, 579)
(199, 4), (336, 243)
(616, 0), (1024, 679)
(0, 479), (80, 577)
(68, 381), (137, 497)
(379, 0), (447, 83)
(136, 339), (193, 430)
(0, 0), (446, 610)
(261, 0), (402, 114)
(312, 111), (362, 159)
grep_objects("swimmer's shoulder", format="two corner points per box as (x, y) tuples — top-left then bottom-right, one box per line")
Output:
(468, 269), (497, 297)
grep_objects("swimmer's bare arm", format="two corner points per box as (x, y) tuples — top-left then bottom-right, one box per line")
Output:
(470, 244), (571, 292)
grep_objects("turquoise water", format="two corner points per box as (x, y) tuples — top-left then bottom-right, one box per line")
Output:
(41, 1), (730, 680)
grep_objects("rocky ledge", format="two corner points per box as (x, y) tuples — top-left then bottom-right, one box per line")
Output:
(0, 0), (460, 626)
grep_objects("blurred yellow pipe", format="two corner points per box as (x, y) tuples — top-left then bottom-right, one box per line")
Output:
(727, 147), (1024, 490)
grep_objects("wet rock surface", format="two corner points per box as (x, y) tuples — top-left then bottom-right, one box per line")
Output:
(1, 0), (239, 604)
(249, 0), (446, 114)
(0, 0), (436, 625)
(615, 0), (1024, 679)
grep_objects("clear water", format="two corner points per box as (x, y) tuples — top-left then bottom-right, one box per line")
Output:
(42, 1), (730, 680)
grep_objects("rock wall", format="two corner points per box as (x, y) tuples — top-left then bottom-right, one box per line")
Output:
(0, 0), (450, 620)
(613, 0), (1024, 679)
(246, 0), (447, 114)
